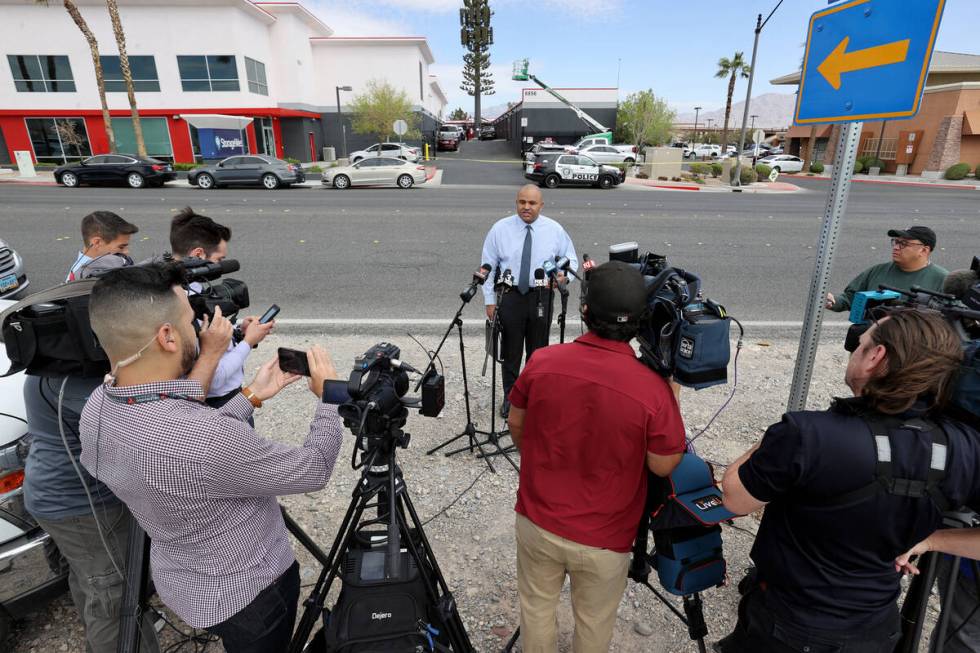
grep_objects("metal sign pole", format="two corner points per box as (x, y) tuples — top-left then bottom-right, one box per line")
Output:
(786, 120), (863, 412)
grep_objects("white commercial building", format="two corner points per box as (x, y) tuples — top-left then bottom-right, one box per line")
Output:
(0, 0), (447, 163)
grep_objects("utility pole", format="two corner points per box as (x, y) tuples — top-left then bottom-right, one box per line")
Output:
(750, 114), (758, 132)
(692, 106), (702, 145)
(459, 0), (494, 131)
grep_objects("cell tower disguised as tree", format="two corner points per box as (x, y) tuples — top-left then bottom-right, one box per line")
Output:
(459, 0), (494, 130)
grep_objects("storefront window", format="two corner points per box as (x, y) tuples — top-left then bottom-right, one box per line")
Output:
(100, 56), (160, 92)
(177, 55), (239, 92)
(8, 55), (75, 92)
(25, 117), (91, 163)
(245, 57), (268, 95)
(113, 117), (173, 160)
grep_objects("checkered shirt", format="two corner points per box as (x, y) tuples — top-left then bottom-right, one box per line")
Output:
(78, 379), (343, 628)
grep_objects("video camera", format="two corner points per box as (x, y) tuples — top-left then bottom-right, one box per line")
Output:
(330, 343), (445, 458)
(595, 242), (737, 390)
(162, 255), (250, 323)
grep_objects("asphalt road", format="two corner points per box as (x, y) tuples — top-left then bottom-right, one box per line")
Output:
(0, 179), (976, 325)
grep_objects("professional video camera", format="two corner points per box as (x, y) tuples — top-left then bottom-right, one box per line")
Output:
(288, 342), (471, 653)
(597, 242), (740, 390)
(0, 258), (243, 378)
(161, 254), (250, 323)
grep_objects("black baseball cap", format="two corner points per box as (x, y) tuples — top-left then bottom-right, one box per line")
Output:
(584, 261), (648, 323)
(887, 226), (936, 249)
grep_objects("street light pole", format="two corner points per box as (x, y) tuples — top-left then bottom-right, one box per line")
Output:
(733, 0), (783, 187)
(693, 106), (702, 146)
(336, 85), (352, 158)
(750, 114), (758, 132)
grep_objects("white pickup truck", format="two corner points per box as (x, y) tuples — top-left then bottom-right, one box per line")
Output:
(564, 135), (637, 157)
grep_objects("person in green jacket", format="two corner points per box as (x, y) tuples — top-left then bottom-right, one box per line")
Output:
(825, 226), (948, 312)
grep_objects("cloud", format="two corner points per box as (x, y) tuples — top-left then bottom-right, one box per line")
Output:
(432, 60), (541, 112)
(305, 1), (411, 35)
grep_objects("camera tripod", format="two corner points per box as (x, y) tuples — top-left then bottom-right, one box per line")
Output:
(288, 430), (474, 653)
(116, 505), (332, 653)
(894, 507), (980, 653)
(424, 293), (509, 473)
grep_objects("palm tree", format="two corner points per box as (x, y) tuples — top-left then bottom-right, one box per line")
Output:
(38, 1), (116, 152)
(105, 0), (146, 156)
(715, 52), (751, 154)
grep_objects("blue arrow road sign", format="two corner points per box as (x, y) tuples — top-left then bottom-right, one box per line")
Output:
(795, 0), (946, 125)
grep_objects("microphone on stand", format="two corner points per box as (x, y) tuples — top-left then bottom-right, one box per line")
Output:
(581, 254), (597, 279)
(534, 268), (546, 319)
(460, 263), (493, 302)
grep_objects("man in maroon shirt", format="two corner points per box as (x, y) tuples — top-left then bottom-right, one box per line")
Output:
(507, 261), (686, 652)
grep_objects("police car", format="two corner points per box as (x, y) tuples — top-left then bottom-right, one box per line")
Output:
(525, 153), (625, 189)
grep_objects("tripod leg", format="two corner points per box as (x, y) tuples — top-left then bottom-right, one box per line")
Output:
(933, 556), (962, 653)
(117, 520), (151, 653)
(503, 626), (520, 653)
(683, 594), (709, 652)
(895, 551), (940, 653)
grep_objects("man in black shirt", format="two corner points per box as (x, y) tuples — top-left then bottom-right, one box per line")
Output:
(718, 309), (980, 652)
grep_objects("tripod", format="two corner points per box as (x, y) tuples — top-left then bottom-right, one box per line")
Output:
(425, 294), (499, 472)
(444, 289), (519, 472)
(288, 421), (474, 653)
(894, 508), (980, 653)
(117, 506), (331, 653)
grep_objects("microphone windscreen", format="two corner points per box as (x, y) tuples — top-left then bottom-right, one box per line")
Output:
(534, 268), (545, 280)
(942, 269), (980, 299)
(220, 259), (241, 275)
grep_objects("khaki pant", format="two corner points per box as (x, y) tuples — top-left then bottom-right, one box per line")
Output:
(515, 513), (629, 653)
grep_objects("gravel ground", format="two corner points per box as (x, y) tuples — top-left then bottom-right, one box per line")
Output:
(6, 328), (942, 652)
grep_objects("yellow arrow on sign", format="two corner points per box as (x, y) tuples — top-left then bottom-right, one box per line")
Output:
(817, 36), (911, 90)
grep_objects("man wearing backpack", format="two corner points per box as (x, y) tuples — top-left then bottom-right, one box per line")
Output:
(718, 309), (980, 652)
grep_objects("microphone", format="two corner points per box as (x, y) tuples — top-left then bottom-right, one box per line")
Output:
(391, 359), (419, 374)
(460, 263), (493, 302)
(582, 254), (597, 280)
(182, 258), (240, 282)
(553, 255), (579, 281)
(942, 269), (980, 300)
(534, 268), (546, 319)
(496, 268), (514, 289)
(542, 259), (557, 279)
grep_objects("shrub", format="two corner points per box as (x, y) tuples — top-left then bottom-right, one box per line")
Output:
(853, 160), (864, 174)
(671, 176), (683, 182)
(864, 157), (885, 173)
(710, 162), (723, 178)
(809, 161), (825, 174)
(657, 176), (669, 181)
(944, 162), (971, 180)
(307, 165), (323, 173)
(285, 157), (301, 165)
(689, 162), (710, 176)
(172, 163), (199, 171)
(755, 163), (773, 179)
(729, 165), (757, 185)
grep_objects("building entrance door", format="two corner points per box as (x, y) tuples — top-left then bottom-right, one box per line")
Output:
(255, 118), (275, 157)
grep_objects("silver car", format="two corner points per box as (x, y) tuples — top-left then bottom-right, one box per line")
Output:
(0, 240), (29, 300)
(322, 157), (427, 189)
(189, 155), (305, 190)
(0, 301), (67, 642)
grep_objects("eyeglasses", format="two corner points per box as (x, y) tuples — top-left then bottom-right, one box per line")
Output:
(891, 238), (925, 249)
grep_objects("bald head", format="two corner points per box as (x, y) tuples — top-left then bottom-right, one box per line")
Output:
(516, 184), (544, 224)
(89, 263), (187, 361)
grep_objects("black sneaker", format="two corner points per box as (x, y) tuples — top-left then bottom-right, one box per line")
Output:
(500, 398), (511, 419)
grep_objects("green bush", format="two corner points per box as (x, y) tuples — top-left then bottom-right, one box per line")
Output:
(863, 157), (886, 173)
(285, 157), (301, 165)
(755, 163), (773, 179)
(689, 162), (710, 176)
(944, 162), (971, 180)
(729, 165), (758, 185)
(809, 161), (825, 174)
(710, 162), (723, 178)
(172, 163), (199, 171)
(853, 160), (864, 174)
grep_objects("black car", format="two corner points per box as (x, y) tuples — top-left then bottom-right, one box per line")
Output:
(479, 125), (495, 140)
(524, 153), (624, 189)
(188, 155), (305, 190)
(55, 154), (176, 189)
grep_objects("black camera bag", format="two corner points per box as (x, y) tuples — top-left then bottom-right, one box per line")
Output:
(0, 279), (109, 377)
(322, 547), (436, 652)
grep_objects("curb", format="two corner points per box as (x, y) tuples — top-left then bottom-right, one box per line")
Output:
(624, 179), (700, 191)
(806, 175), (980, 191)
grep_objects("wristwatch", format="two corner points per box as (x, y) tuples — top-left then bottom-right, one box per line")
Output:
(241, 386), (262, 408)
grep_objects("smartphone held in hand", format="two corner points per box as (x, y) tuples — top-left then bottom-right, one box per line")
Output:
(278, 347), (311, 376)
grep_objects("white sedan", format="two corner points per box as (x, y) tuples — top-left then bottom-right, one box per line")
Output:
(575, 144), (637, 164)
(759, 154), (804, 173)
(322, 157), (427, 189)
(348, 142), (420, 164)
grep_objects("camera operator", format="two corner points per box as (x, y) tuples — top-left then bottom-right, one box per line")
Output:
(77, 263), (344, 653)
(169, 207), (274, 409)
(825, 226), (948, 312)
(718, 309), (980, 653)
(481, 184), (578, 418)
(67, 210), (139, 281)
(506, 261), (685, 652)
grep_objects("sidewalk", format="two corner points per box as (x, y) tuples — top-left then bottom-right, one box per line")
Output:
(806, 172), (980, 190)
(624, 176), (804, 194)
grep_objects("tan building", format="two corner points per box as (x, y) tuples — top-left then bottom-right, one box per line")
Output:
(773, 51), (980, 177)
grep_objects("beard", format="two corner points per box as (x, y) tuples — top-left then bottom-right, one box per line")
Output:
(180, 337), (199, 376)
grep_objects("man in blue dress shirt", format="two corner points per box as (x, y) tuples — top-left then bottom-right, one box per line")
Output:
(481, 185), (578, 417)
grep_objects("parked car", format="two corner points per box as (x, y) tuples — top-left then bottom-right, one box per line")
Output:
(0, 240), (28, 300)
(0, 299), (69, 643)
(759, 154), (804, 173)
(54, 154), (176, 189)
(479, 125), (496, 140)
(565, 136), (636, 158)
(189, 155), (305, 190)
(741, 144), (771, 157)
(322, 157), (427, 189)
(523, 141), (567, 165)
(768, 145), (785, 155)
(437, 129), (460, 152)
(525, 153), (624, 189)
(576, 144), (637, 164)
(389, 142), (422, 160)
(686, 144), (722, 159)
(348, 143), (419, 164)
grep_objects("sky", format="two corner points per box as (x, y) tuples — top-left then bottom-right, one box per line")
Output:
(303, 0), (980, 117)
